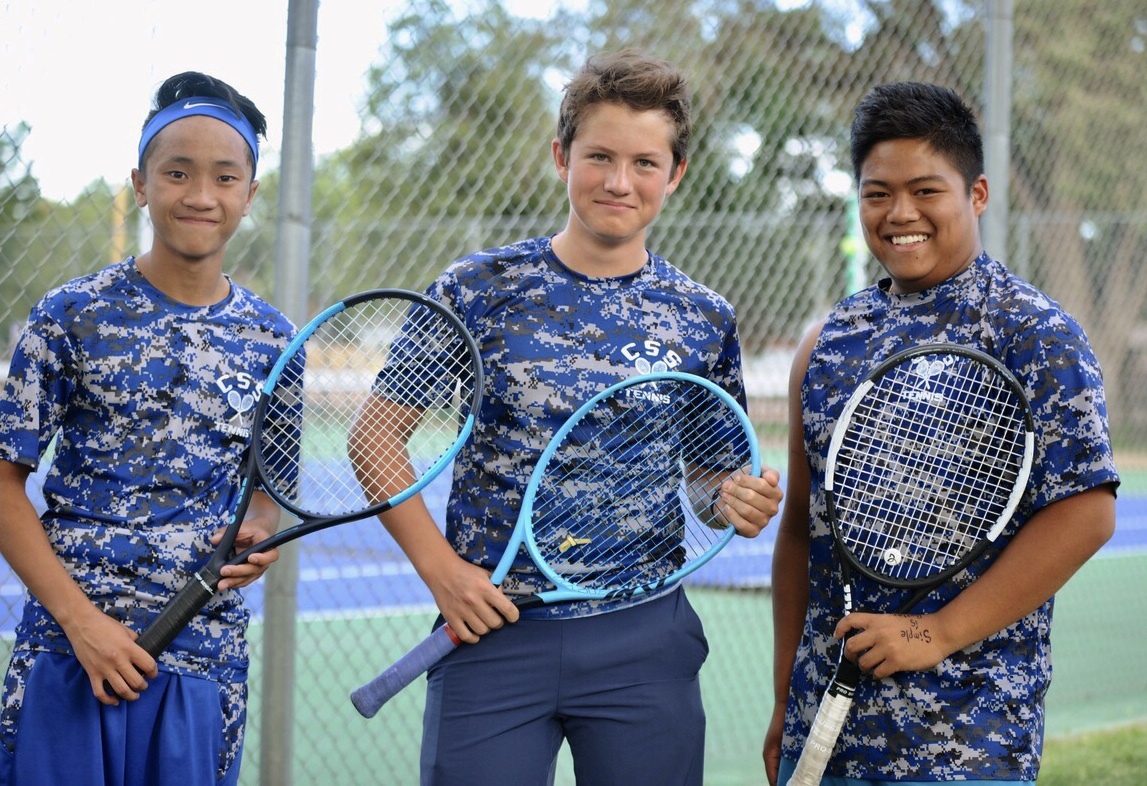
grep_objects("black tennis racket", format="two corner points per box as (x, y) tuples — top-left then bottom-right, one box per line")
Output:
(350, 371), (760, 718)
(786, 344), (1035, 786)
(122, 289), (482, 670)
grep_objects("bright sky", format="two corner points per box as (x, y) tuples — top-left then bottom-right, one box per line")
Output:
(1, 0), (559, 202)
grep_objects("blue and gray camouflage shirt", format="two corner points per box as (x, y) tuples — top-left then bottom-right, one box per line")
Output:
(782, 252), (1120, 781)
(426, 236), (745, 619)
(0, 259), (293, 682)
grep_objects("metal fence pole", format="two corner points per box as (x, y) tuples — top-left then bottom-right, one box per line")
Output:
(261, 1), (318, 784)
(982, 0), (1014, 258)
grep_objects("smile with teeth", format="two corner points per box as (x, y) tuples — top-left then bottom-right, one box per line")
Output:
(890, 234), (928, 245)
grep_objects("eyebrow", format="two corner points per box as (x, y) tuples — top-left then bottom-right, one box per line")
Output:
(860, 173), (949, 188)
(581, 142), (671, 160)
(160, 155), (247, 170)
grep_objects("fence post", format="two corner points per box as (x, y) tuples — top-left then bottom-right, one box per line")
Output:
(262, 1), (318, 784)
(982, 0), (1013, 258)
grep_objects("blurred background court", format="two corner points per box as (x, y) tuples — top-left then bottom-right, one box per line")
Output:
(3, 1), (1145, 783)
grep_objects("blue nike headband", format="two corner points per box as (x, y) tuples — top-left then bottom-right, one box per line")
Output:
(137, 97), (260, 174)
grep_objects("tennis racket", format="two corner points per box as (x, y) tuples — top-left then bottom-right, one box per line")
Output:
(350, 370), (760, 718)
(124, 288), (482, 667)
(785, 343), (1035, 786)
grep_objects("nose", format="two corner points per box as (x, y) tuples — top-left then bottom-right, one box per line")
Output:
(605, 163), (633, 194)
(888, 193), (919, 223)
(182, 178), (218, 209)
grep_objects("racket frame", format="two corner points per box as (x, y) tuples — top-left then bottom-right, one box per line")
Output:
(350, 370), (761, 717)
(509, 371), (758, 600)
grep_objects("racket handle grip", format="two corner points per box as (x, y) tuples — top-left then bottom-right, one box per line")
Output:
(136, 568), (222, 657)
(101, 568), (220, 698)
(350, 623), (461, 718)
(786, 659), (860, 786)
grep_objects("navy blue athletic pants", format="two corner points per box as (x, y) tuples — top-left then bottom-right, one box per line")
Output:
(420, 587), (709, 786)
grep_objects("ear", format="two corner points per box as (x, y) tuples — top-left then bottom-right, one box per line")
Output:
(242, 179), (260, 217)
(664, 159), (688, 197)
(552, 138), (570, 184)
(971, 174), (989, 217)
(130, 169), (147, 208)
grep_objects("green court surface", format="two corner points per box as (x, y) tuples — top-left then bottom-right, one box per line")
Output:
(240, 547), (1146, 785)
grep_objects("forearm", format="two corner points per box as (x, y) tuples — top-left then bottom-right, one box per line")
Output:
(0, 462), (99, 632)
(377, 498), (461, 583)
(933, 485), (1116, 655)
(246, 490), (282, 535)
(771, 524), (810, 704)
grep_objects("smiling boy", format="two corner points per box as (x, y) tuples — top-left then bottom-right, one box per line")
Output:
(763, 81), (1118, 786)
(0, 71), (292, 785)
(357, 49), (783, 785)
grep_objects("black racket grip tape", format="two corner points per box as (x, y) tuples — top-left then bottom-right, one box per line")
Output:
(134, 568), (221, 657)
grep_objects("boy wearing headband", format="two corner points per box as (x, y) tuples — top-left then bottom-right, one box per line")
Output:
(0, 71), (293, 785)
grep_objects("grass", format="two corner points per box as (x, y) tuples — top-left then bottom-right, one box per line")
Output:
(1038, 723), (1147, 784)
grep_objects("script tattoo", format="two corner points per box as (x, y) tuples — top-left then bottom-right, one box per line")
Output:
(897, 615), (932, 645)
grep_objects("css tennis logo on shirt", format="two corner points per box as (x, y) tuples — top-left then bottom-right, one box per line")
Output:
(622, 339), (682, 373)
(216, 372), (258, 439)
(621, 339), (682, 405)
(903, 355), (953, 405)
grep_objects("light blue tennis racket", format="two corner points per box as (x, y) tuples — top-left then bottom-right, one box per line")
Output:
(351, 371), (760, 718)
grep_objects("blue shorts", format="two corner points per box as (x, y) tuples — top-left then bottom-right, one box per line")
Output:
(421, 587), (709, 786)
(0, 650), (244, 786)
(777, 757), (1036, 785)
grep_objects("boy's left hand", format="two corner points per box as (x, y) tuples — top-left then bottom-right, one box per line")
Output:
(215, 516), (280, 590)
(717, 467), (783, 538)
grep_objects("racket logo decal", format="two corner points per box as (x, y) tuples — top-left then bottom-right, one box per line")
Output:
(558, 535), (593, 553)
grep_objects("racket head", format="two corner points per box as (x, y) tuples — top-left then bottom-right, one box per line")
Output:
(825, 343), (1035, 589)
(253, 288), (482, 525)
(517, 372), (760, 600)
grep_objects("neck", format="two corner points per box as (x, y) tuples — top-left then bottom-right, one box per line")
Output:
(134, 251), (231, 306)
(550, 230), (647, 278)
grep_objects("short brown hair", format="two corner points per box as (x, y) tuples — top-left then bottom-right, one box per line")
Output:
(556, 49), (692, 171)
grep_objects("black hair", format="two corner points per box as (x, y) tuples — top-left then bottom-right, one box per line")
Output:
(139, 71), (267, 171)
(850, 82), (983, 192)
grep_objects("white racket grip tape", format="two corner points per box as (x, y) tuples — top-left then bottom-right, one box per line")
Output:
(350, 623), (462, 718)
(785, 688), (854, 786)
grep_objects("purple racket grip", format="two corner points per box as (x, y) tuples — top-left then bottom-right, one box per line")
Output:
(350, 623), (462, 718)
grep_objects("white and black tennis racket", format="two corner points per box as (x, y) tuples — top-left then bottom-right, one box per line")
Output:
(786, 344), (1035, 786)
(125, 289), (482, 666)
(350, 371), (760, 718)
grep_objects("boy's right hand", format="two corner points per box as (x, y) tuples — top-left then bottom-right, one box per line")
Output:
(66, 605), (158, 704)
(427, 555), (520, 644)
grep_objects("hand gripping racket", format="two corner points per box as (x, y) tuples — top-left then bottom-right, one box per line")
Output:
(786, 343), (1035, 786)
(350, 371), (761, 718)
(124, 289), (482, 666)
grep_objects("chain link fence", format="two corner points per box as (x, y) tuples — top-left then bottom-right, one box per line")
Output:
(3, 1), (1146, 784)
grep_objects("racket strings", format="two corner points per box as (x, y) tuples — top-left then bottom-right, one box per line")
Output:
(530, 379), (753, 591)
(258, 297), (478, 518)
(834, 356), (1028, 581)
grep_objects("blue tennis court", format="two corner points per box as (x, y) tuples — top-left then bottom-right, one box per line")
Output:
(3, 469), (1145, 633)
